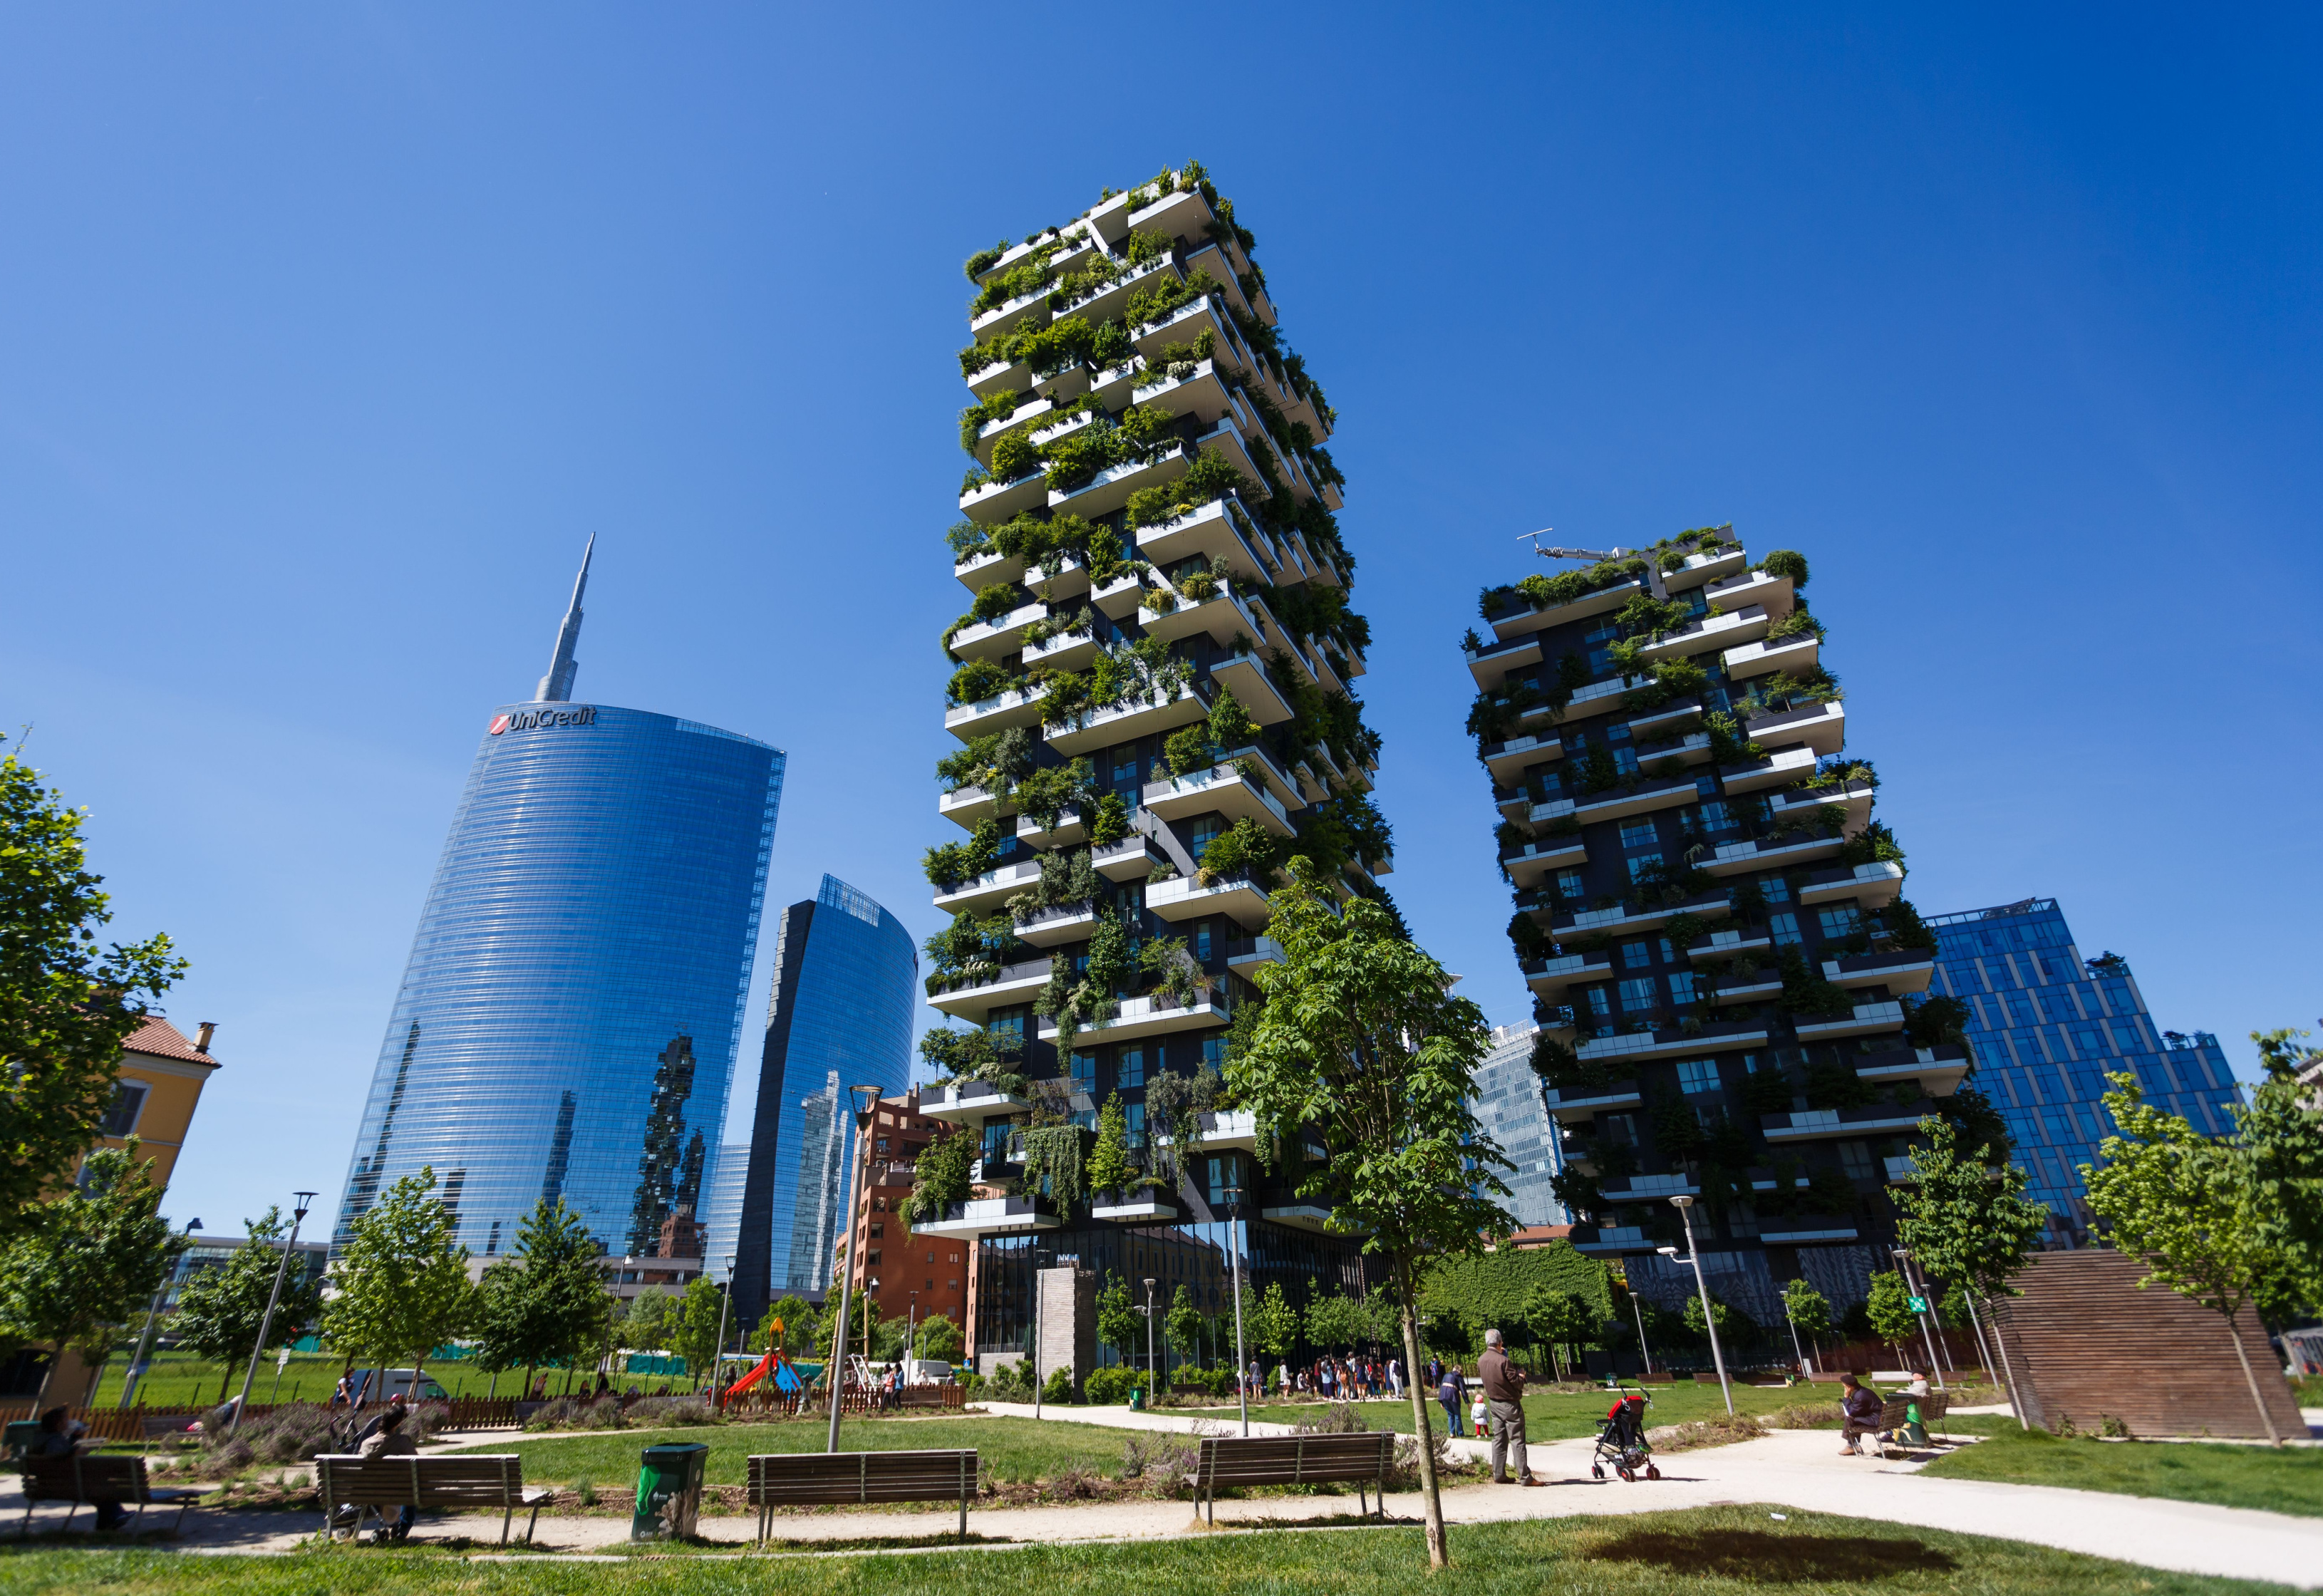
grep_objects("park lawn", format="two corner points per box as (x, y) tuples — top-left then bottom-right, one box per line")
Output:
(440, 1416), (1134, 1489)
(1918, 1423), (2323, 1518)
(0, 1505), (2293, 1594)
(86, 1350), (543, 1409)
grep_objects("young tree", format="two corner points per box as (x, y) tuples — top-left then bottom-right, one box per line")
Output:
(322, 1166), (475, 1394)
(625, 1285), (678, 1351)
(170, 1206), (325, 1402)
(670, 1276), (728, 1388)
(915, 1312), (965, 1363)
(471, 1199), (610, 1399)
(1227, 857), (1514, 1570)
(0, 1144), (177, 1402)
(2242, 1030), (2323, 1325)
(1303, 1290), (1368, 1352)
(1523, 1285), (1595, 1381)
(1096, 1278), (1140, 1368)
(0, 741), (186, 1238)
(1253, 1281), (1298, 1362)
(1166, 1283), (1204, 1368)
(1893, 1113), (2049, 1421)
(2083, 1072), (2300, 1444)
(1781, 1278), (1831, 1371)
(762, 1293), (814, 1355)
(1863, 1270), (1918, 1360)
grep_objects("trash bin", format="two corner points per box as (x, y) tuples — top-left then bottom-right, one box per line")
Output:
(1129, 1386), (1144, 1412)
(631, 1442), (709, 1542)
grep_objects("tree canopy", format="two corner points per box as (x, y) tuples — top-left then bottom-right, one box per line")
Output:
(322, 1166), (474, 1377)
(0, 1144), (177, 1401)
(170, 1205), (324, 1403)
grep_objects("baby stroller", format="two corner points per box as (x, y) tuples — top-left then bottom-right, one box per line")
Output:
(1591, 1391), (1660, 1481)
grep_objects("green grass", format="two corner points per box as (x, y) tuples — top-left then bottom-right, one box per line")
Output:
(86, 1350), (553, 1409)
(0, 1506), (2291, 1592)
(1918, 1423), (2323, 1518)
(442, 1416), (1135, 1488)
(1248, 1377), (1996, 1441)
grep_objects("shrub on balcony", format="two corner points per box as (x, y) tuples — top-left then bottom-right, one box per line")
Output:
(1088, 793), (1131, 846)
(1703, 710), (1761, 767)
(947, 519), (990, 558)
(1087, 1093), (1137, 1199)
(1766, 605), (1825, 644)
(964, 240), (1010, 282)
(1777, 950), (1853, 1020)
(1196, 817), (1278, 886)
(1839, 820), (1905, 870)
(1177, 568), (1220, 601)
(1020, 1125), (1092, 1210)
(1549, 1166), (1603, 1222)
(1163, 723), (1214, 777)
(1739, 1062), (1794, 1117)
(1801, 1056), (1873, 1111)
(1507, 911), (1556, 963)
(988, 430), (1040, 484)
(1759, 549), (1809, 588)
(906, 1129), (975, 1224)
(1625, 656), (1709, 713)
(1013, 759), (1096, 831)
(918, 1021), (1026, 1094)
(1903, 993), (1970, 1051)
(1875, 898), (1936, 951)
(1648, 1092), (1704, 1158)
(922, 817), (1003, 891)
(945, 658), (1018, 707)
(958, 388), (1029, 454)
(1573, 744), (1620, 796)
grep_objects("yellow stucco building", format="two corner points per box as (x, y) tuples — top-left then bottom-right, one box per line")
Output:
(79, 1015), (221, 1192)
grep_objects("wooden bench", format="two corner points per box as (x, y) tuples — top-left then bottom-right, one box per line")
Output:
(746, 1449), (980, 1543)
(1183, 1433), (1396, 1526)
(17, 1452), (200, 1537)
(314, 1454), (551, 1545)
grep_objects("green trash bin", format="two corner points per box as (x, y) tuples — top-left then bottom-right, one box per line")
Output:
(1129, 1386), (1145, 1413)
(632, 1442), (709, 1542)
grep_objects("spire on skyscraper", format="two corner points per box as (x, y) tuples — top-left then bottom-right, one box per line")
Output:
(535, 535), (594, 703)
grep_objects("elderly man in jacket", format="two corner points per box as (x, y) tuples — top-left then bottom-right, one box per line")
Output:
(1479, 1329), (1545, 1486)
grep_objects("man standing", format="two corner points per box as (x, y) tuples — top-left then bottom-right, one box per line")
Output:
(1479, 1329), (1543, 1486)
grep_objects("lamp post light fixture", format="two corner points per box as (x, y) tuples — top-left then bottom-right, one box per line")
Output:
(123, 1217), (200, 1411)
(1142, 1277), (1158, 1398)
(1628, 1285), (1654, 1376)
(229, 1191), (316, 1436)
(1221, 1170), (1251, 1436)
(709, 1253), (737, 1409)
(1891, 1246), (1947, 1392)
(1660, 1196), (1732, 1416)
(825, 1083), (883, 1454)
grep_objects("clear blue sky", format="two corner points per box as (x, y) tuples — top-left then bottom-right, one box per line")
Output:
(6, 6), (2316, 1239)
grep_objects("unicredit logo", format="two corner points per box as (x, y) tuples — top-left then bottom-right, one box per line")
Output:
(490, 706), (598, 735)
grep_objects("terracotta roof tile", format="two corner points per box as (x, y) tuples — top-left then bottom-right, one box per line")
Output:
(122, 1015), (220, 1067)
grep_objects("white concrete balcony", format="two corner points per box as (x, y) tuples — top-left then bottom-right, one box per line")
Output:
(1051, 256), (1179, 330)
(932, 859), (1045, 918)
(1760, 1102), (1933, 1144)
(1131, 295), (1237, 361)
(1049, 440), (1191, 521)
(1712, 971), (1783, 1006)
(1139, 578), (1270, 652)
(1822, 950), (1935, 995)
(1081, 357), (1144, 411)
(1793, 1000), (1907, 1042)
(1146, 871), (1271, 928)
(1744, 700), (1846, 756)
(968, 286), (1050, 343)
(922, 1081), (1034, 1126)
(1092, 833), (1166, 881)
(971, 396), (1056, 468)
(948, 598), (1050, 662)
(1090, 1194), (1181, 1223)
(1798, 860), (1905, 910)
(1130, 356), (1236, 428)
(1039, 989), (1231, 1046)
(1699, 834), (1844, 877)
(1263, 1203), (1359, 1235)
(1663, 546), (1749, 591)
(911, 1196), (1060, 1240)
(1700, 566), (1798, 621)
(1462, 633), (1543, 692)
(1558, 673), (1652, 722)
(1623, 700), (1705, 742)
(1522, 951), (1613, 1002)
(1144, 765), (1293, 836)
(1629, 732), (1714, 772)
(1023, 624), (1100, 674)
(1722, 633), (1819, 682)
(1214, 743), (1304, 814)
(958, 467), (1049, 524)
(1769, 780), (1873, 837)
(1480, 732), (1564, 785)
(1207, 649), (1296, 726)
(1600, 1173), (1699, 1202)
(963, 352), (1031, 400)
(1045, 681), (1209, 755)
(1576, 1020), (1770, 1064)
(1227, 936), (1286, 973)
(971, 227), (1095, 286)
(938, 783), (998, 831)
(1571, 1225), (1650, 1254)
(1092, 570), (1149, 621)
(1501, 834), (1588, 888)
(944, 683), (1045, 742)
(1572, 770), (1704, 826)
(926, 958), (1055, 1025)
(1486, 578), (1645, 643)
(1635, 604), (1770, 664)
(1856, 1045), (1971, 1097)
(1541, 1082), (1644, 1122)
(1687, 926), (1775, 962)
(1015, 807), (1086, 850)
(1716, 745), (1817, 794)
(1013, 901), (1097, 947)
(1124, 183), (1214, 242)
(1132, 494), (1276, 584)
(1525, 796), (1578, 829)
(1883, 1155), (1919, 1184)
(1758, 1219), (1858, 1245)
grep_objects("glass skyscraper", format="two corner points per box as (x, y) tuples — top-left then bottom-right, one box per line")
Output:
(336, 547), (785, 1262)
(1468, 1025), (1568, 1229)
(1926, 896), (2242, 1247)
(730, 875), (918, 1323)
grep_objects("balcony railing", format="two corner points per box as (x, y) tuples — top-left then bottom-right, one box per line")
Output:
(1797, 860), (1905, 908)
(1759, 1099), (1935, 1142)
(1576, 1019), (1770, 1063)
(1551, 888), (1730, 940)
(911, 1196), (1060, 1239)
(926, 957), (1053, 1022)
(1793, 1000), (1907, 1042)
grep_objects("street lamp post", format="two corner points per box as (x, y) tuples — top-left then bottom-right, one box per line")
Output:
(824, 1084), (883, 1453)
(1660, 1196), (1732, 1416)
(1142, 1278), (1157, 1399)
(709, 1253), (737, 1409)
(122, 1217), (200, 1410)
(1892, 1247), (1947, 1392)
(908, 1290), (919, 1380)
(1781, 1292), (1809, 1376)
(229, 1192), (316, 1436)
(1031, 1266), (1047, 1419)
(1221, 1171), (1250, 1436)
(1628, 1288), (1654, 1376)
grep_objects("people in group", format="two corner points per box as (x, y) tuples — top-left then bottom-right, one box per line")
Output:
(1838, 1373), (1884, 1456)
(1478, 1329), (1543, 1486)
(33, 1409), (126, 1531)
(1437, 1359), (1466, 1438)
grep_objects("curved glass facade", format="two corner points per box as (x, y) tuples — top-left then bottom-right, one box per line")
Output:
(731, 875), (917, 1322)
(335, 702), (785, 1260)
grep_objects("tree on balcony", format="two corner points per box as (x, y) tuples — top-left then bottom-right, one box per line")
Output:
(1227, 856), (1511, 1570)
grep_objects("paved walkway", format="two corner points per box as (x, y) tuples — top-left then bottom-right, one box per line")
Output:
(14, 1407), (2320, 1587)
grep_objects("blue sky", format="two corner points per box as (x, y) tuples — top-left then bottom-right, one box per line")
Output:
(5, 6), (2317, 1238)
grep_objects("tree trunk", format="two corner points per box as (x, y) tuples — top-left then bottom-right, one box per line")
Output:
(1391, 1255), (1449, 1571)
(2223, 1309), (2282, 1447)
(219, 1360), (236, 1405)
(35, 1343), (63, 1407)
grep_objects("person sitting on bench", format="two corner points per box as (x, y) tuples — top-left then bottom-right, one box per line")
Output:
(32, 1409), (125, 1532)
(338, 1405), (418, 1540)
(1838, 1374), (1883, 1456)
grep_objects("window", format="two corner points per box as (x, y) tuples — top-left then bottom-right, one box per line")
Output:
(1677, 1058), (1719, 1095)
(1201, 1036), (1228, 1070)
(1117, 1046), (1145, 1089)
(1599, 1112), (1637, 1146)
(1126, 1102), (1146, 1146)
(1613, 747), (1641, 776)
(1816, 904), (1861, 940)
(869, 1223), (885, 1238)
(1070, 1051), (1097, 1092)
(2069, 1025), (2105, 1059)
(1111, 747), (1140, 787)
(1657, 938), (1676, 963)
(1618, 820), (1659, 850)
(866, 1250), (883, 1266)
(1667, 972), (1697, 1007)
(875, 1136), (889, 1151)
(1206, 1154), (1244, 1205)
(1763, 876), (1793, 903)
(926, 1251), (936, 1265)
(1553, 869), (1585, 901)
(1836, 1142), (1876, 1183)
(1072, 1109), (1097, 1131)
(1584, 986), (1612, 1018)
(1193, 922), (1212, 962)
(1189, 816), (1223, 858)
(988, 1009), (1026, 1040)
(98, 1080), (148, 1139)
(981, 1121), (1012, 1162)
(1618, 977), (1657, 1011)
(1622, 939), (1654, 969)
(1697, 801), (1735, 832)
(1768, 911), (1803, 948)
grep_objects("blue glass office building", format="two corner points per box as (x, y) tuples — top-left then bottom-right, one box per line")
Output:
(336, 551), (785, 1260)
(730, 875), (918, 1323)
(1926, 897), (2242, 1247)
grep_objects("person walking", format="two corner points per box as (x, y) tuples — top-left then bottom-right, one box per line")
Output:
(1436, 1359), (1465, 1439)
(1479, 1329), (1543, 1486)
